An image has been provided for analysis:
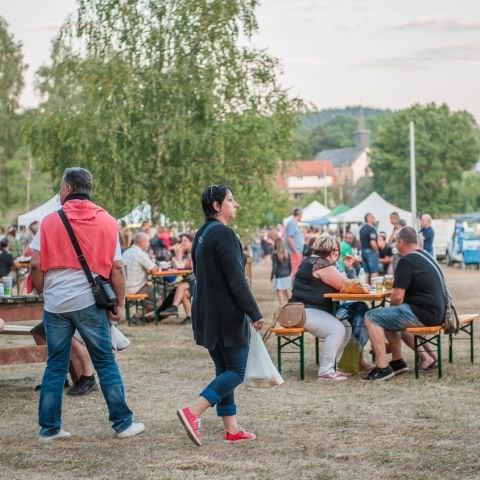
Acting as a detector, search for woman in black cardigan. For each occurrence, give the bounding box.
[177,185,263,446]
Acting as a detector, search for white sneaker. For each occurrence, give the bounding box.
[116,422,145,439]
[38,430,72,442]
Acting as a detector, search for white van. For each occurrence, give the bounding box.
[431,218,455,261]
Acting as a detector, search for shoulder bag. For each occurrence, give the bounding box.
[57,209,118,313]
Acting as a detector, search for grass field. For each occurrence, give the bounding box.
[1,262,480,480]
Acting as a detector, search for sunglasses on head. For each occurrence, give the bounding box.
[208,184,219,199]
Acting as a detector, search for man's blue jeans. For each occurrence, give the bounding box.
[200,338,249,417]
[39,304,133,437]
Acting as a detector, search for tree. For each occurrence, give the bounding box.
[0,17,26,212]
[26,0,303,229]
[371,103,480,216]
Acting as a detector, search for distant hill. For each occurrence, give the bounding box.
[300,106,392,131]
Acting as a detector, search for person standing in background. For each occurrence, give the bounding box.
[359,213,379,283]
[419,214,435,256]
[285,207,304,278]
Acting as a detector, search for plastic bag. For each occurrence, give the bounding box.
[244,326,284,387]
[111,324,130,351]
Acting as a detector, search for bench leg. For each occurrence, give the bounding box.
[437,334,442,379]
[300,333,305,380]
[277,335,282,374]
[315,337,319,365]
[414,335,419,379]
[126,300,131,326]
[448,333,453,363]
[470,322,474,364]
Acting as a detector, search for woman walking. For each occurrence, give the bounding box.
[271,238,292,306]
[177,185,263,446]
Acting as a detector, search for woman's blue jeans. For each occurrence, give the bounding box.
[200,338,249,417]
[38,304,133,437]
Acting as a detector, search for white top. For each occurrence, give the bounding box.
[30,231,122,313]
[122,245,155,294]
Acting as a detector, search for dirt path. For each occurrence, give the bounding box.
[1,262,479,480]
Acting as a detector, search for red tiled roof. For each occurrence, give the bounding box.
[285,160,335,177]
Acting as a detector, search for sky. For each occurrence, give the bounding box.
[2,0,480,120]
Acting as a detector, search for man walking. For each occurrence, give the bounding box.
[31,167,144,441]
[285,207,304,278]
[419,214,435,256]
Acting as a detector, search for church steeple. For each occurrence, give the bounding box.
[355,110,370,149]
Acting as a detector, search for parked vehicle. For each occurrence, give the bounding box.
[432,219,455,261]
[446,213,480,269]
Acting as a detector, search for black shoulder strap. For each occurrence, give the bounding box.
[57,209,96,287]
[409,250,450,302]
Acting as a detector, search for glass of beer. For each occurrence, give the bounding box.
[384,274,393,290]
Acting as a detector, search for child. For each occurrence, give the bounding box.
[271,238,292,306]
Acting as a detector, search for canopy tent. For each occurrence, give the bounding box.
[334,192,412,233]
[119,201,152,226]
[328,204,350,216]
[284,200,330,225]
[18,195,61,227]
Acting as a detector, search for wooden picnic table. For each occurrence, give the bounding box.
[324,289,392,314]
[0,295,46,365]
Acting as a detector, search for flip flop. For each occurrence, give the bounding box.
[419,360,437,372]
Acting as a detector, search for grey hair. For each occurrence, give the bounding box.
[134,232,149,245]
[62,167,93,195]
[421,213,432,223]
[397,226,418,245]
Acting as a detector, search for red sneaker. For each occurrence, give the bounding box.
[224,428,257,444]
[176,407,202,446]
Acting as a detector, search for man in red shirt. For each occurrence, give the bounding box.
[31,167,144,442]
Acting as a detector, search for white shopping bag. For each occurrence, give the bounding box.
[244,325,284,387]
[111,324,130,351]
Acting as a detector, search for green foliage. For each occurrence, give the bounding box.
[454,171,480,213]
[293,108,391,159]
[0,17,26,211]
[25,0,303,228]
[371,103,480,216]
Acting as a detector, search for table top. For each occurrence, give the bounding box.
[324,290,392,301]
[151,269,193,278]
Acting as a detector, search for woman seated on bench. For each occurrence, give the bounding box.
[158,233,194,324]
[291,234,353,381]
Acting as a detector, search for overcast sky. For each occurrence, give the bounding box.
[2,0,480,120]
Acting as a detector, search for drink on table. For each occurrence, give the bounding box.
[384,274,393,290]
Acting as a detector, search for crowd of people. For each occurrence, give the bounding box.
[0,169,445,446]
[262,207,442,381]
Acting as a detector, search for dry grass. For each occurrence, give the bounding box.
[1,262,480,480]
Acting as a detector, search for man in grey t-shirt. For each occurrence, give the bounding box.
[285,207,304,277]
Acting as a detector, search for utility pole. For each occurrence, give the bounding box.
[409,121,417,228]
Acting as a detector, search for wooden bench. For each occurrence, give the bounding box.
[405,325,443,379]
[448,313,480,364]
[270,327,306,380]
[0,323,46,365]
[125,293,148,326]
[405,313,480,380]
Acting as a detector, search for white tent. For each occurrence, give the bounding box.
[335,192,412,233]
[284,200,330,225]
[120,201,152,226]
[18,195,61,227]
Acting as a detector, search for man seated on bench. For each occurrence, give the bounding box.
[122,232,159,316]
[364,226,445,381]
